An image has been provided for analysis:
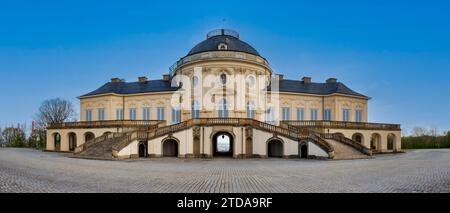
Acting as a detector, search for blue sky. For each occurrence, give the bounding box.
[0,0,449,134]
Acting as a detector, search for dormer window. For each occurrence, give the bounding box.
[218,43,228,50]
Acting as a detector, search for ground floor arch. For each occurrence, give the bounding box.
[68,132,77,151]
[370,133,382,152]
[387,133,396,151]
[352,133,364,144]
[299,142,308,159]
[84,132,95,143]
[212,132,234,157]
[162,138,179,157]
[138,142,147,158]
[53,133,61,151]
[267,138,283,158]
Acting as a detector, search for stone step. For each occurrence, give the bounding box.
[325,139,371,160]
[76,138,119,159]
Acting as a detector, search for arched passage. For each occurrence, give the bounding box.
[213,132,233,157]
[138,142,147,158]
[371,133,382,152]
[352,133,364,144]
[84,132,95,143]
[53,133,61,151]
[299,142,308,159]
[387,133,396,151]
[267,138,283,158]
[162,138,179,157]
[68,132,77,151]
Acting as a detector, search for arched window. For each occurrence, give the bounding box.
[247,101,256,119]
[246,75,256,88]
[192,100,200,119]
[218,98,229,118]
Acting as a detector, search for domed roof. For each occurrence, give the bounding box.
[187,29,261,57]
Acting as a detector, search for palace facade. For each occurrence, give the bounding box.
[46,29,401,160]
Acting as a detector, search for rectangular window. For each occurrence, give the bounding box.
[129,108,137,120]
[192,109,200,119]
[116,109,123,120]
[355,110,363,122]
[157,107,165,121]
[192,104,200,119]
[246,103,255,119]
[310,109,318,121]
[281,107,290,121]
[97,108,105,121]
[266,107,275,124]
[296,108,304,121]
[218,107,229,118]
[343,109,350,122]
[143,107,150,120]
[171,107,181,124]
[85,109,92,121]
[324,109,332,121]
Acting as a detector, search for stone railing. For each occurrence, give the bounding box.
[170,51,270,76]
[280,120,401,131]
[48,120,165,129]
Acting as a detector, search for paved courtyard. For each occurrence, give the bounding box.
[0,148,449,193]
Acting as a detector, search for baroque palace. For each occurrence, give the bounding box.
[47,29,401,160]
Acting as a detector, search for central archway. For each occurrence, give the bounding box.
[162,139,179,157]
[213,132,234,157]
[267,139,283,158]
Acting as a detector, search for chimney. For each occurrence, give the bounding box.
[275,74,284,81]
[326,78,337,83]
[163,74,171,81]
[138,76,148,83]
[111,78,122,83]
[302,76,312,83]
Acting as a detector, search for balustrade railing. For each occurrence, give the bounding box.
[48,120,165,129]
[281,120,400,131]
[169,51,270,76]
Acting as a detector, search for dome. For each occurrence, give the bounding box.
[187,29,261,57]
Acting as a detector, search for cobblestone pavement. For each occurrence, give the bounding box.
[0,148,449,193]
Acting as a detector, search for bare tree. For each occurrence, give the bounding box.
[411,127,428,137]
[35,98,76,129]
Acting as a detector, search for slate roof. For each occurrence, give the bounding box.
[79,80,179,98]
[187,35,261,57]
[80,79,368,99]
[272,79,368,98]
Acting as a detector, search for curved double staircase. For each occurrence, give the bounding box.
[73,118,372,160]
